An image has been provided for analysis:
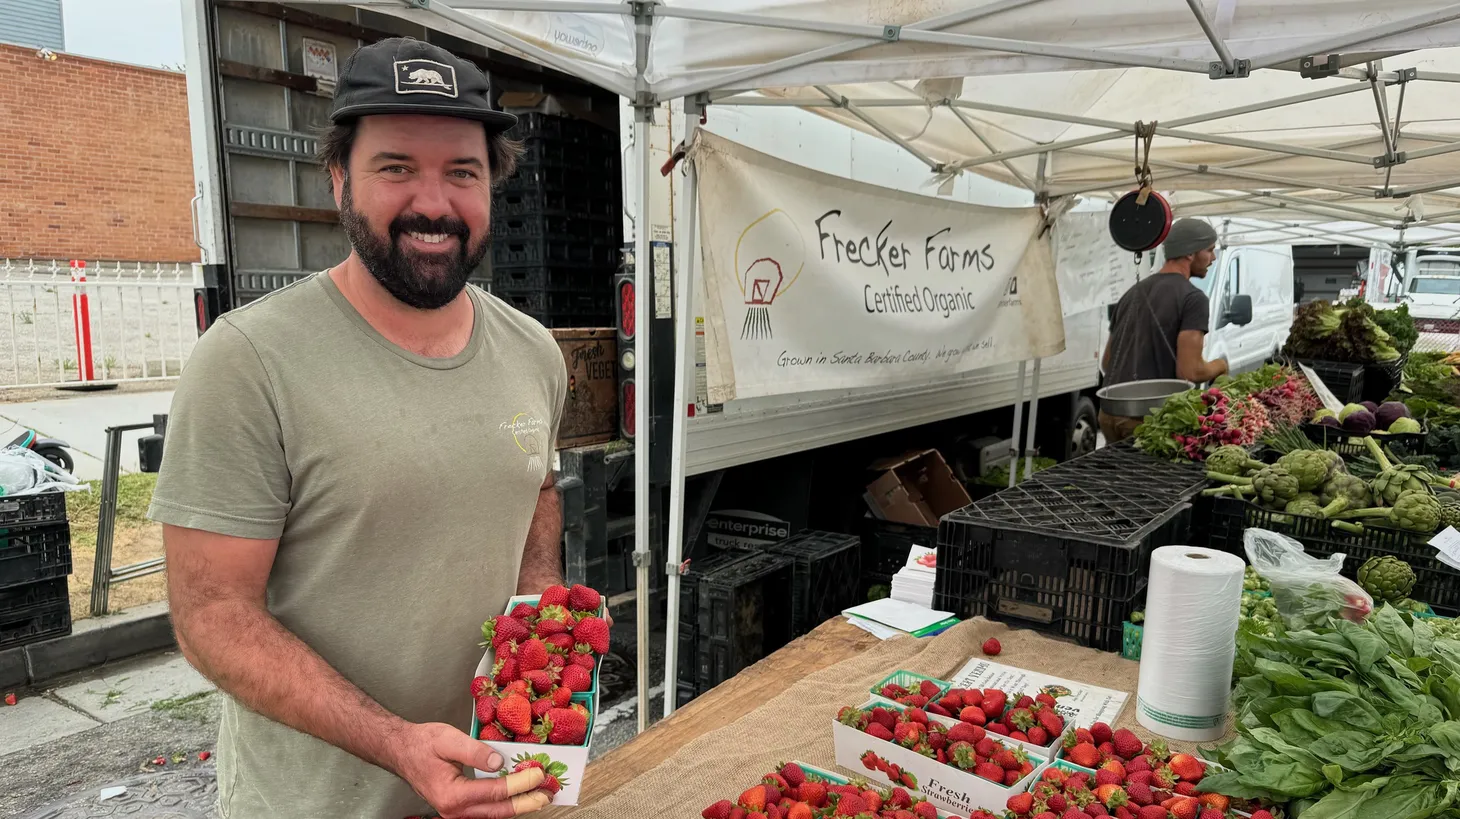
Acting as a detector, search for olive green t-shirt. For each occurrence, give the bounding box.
[147,272,566,818]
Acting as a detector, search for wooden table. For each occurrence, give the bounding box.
[572,618,881,809]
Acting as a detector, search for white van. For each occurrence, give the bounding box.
[1191,244,1297,374]
[1401,254,1460,332]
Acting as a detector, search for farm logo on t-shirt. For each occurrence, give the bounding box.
[500,413,548,477]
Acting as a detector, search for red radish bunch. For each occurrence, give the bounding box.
[838,704,1036,787]
[472,584,608,746]
[701,761,960,819]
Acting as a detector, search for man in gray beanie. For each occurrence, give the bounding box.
[1098,217,1230,442]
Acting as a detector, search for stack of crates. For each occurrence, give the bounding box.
[0,493,73,650]
[674,547,757,708]
[492,112,621,328]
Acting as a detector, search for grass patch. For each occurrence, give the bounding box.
[66,472,159,554]
[151,690,216,723]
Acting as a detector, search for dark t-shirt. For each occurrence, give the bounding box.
[1105,272,1210,387]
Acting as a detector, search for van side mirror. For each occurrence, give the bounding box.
[1224,294,1253,326]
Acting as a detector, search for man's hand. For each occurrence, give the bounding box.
[391,722,552,818]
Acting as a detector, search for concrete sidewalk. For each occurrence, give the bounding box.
[0,389,174,481]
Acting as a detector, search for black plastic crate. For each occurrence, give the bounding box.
[1363,353,1407,404]
[492,266,612,295]
[501,165,618,197]
[676,548,758,694]
[0,492,67,529]
[0,578,70,650]
[1033,442,1212,504]
[507,112,616,147]
[946,476,1191,545]
[766,530,861,637]
[1285,357,1365,404]
[491,239,619,270]
[495,188,617,221]
[935,502,1191,651]
[492,211,618,245]
[1302,422,1427,458]
[696,551,796,692]
[496,288,612,317]
[861,519,938,579]
[0,523,71,589]
[1207,495,1460,616]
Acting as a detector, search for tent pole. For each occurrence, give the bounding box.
[1008,361,1028,488]
[1184,0,1238,74]
[662,99,702,720]
[654,0,1050,99]
[1023,359,1043,480]
[1248,5,1460,72]
[815,87,940,169]
[630,3,654,737]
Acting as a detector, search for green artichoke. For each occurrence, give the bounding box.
[1441,501,1460,531]
[1206,445,1265,477]
[1252,465,1300,510]
[1343,491,1443,533]
[1321,473,1372,510]
[1278,450,1340,492]
[1357,556,1417,602]
[1372,464,1435,507]
[1285,494,1324,516]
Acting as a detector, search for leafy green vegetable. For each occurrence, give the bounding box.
[1206,604,1460,818]
[1372,302,1420,356]
[1282,299,1402,363]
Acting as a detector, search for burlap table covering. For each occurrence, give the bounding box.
[564,617,1223,817]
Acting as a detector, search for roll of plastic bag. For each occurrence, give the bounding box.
[1136,545,1244,742]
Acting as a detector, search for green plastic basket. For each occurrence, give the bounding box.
[1122,621,1143,661]
[870,670,950,703]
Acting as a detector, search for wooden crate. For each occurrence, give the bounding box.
[552,328,618,449]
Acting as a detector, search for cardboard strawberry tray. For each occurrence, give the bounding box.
[467,591,609,807]
[831,698,1050,817]
[1030,744,1269,819]
[870,668,1076,763]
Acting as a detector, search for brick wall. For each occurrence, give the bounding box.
[0,44,198,263]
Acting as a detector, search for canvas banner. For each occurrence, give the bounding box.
[691,130,1066,403]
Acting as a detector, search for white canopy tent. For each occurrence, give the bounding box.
[259,0,1460,729]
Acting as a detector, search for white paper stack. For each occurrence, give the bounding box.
[890,544,937,608]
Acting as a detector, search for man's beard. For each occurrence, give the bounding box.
[338,176,489,310]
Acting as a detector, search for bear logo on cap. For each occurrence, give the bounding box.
[394,59,458,98]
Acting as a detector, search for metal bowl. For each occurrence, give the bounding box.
[1096,378,1196,418]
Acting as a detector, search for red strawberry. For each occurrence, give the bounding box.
[1028,726,1050,746]
[959,705,988,725]
[776,762,805,788]
[551,686,572,707]
[1127,756,1153,774]
[1091,722,1115,746]
[902,694,930,708]
[1011,731,1030,742]
[1068,742,1102,769]
[568,583,602,612]
[974,737,998,758]
[914,803,938,819]
[1087,805,1109,817]
[1173,782,1198,797]
[799,781,827,807]
[474,696,497,724]
[1114,810,1134,819]
[523,669,555,694]
[1113,729,1144,760]
[536,618,569,638]
[1005,769,1022,786]
[995,748,1021,771]
[1168,754,1205,783]
[496,694,532,735]
[509,602,538,620]
[1034,814,1058,819]
[834,794,867,816]
[974,762,1005,782]
[894,722,923,747]
[1196,794,1228,813]
[1094,785,1128,808]
[1198,811,1223,819]
[539,584,572,609]
[867,722,894,741]
[862,790,883,813]
[469,676,493,698]
[547,653,565,670]
[1138,808,1167,819]
[477,722,508,741]
[1063,810,1088,819]
[572,647,597,669]
[1076,728,1095,745]
[573,615,611,655]
[1047,794,1069,812]
[926,703,951,717]
[1038,708,1065,737]
[1152,766,1176,790]
[1099,742,1117,759]
[1096,769,1122,787]
[1250,812,1274,819]
[491,657,519,689]
[1016,695,1036,710]
[531,697,555,719]
[560,663,593,693]
[483,615,530,648]
[947,722,984,744]
[988,723,1010,736]
[1124,781,1155,806]
[881,683,908,699]
[1167,798,1198,819]
[1037,692,1058,709]
[544,632,575,653]
[982,689,1008,717]
[983,637,1002,655]
[939,691,964,709]
[514,638,550,672]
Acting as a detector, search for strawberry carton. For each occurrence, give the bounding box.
[701,760,968,819]
[1038,739,1271,819]
[928,685,1073,763]
[831,699,1049,817]
[466,587,610,807]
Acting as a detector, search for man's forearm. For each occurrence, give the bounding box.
[517,485,563,594]
[175,600,409,774]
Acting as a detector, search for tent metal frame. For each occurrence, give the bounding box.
[231,0,1460,730]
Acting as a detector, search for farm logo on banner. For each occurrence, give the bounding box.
[690,131,1065,403]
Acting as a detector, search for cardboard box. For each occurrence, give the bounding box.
[832,698,1048,816]
[551,329,618,449]
[468,594,602,807]
[865,450,973,526]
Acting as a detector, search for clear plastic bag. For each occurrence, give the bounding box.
[0,446,86,497]
[1244,527,1373,628]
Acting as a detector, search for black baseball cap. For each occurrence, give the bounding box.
[330,37,518,134]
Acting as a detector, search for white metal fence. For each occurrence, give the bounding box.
[0,259,198,389]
